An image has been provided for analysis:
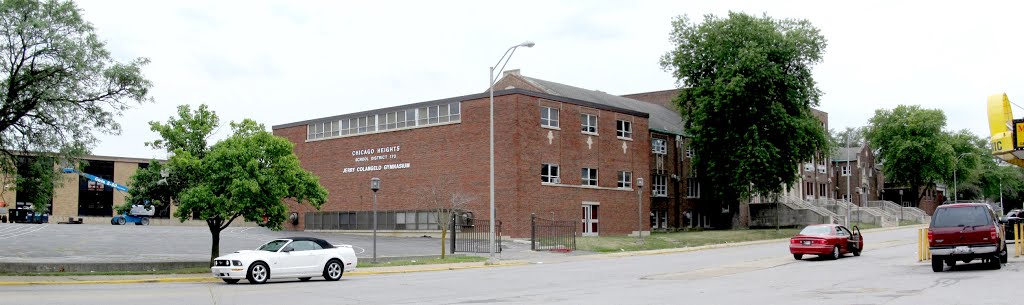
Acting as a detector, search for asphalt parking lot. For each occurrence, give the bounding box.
[0,222,525,263]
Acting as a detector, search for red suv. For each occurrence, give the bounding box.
[928,203,1007,272]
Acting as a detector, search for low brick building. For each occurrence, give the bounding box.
[273,80,653,237]
[2,155,163,223]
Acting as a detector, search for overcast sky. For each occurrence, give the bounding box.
[72,0,1024,159]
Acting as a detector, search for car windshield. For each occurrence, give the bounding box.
[799,226,832,236]
[932,206,990,228]
[258,240,290,252]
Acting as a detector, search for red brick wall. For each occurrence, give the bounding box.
[274,92,650,237]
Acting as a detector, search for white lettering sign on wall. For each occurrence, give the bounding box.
[343,145,410,173]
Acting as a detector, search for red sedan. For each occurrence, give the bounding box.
[790,224,863,260]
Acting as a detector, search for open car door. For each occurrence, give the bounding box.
[851,226,863,251]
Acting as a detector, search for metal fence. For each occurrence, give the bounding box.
[531,213,576,251]
[450,218,501,253]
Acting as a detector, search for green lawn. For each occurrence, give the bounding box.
[577,228,802,252]
[849,222,880,230]
[899,220,921,226]
[357,255,487,268]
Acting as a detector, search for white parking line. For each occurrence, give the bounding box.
[0,224,49,240]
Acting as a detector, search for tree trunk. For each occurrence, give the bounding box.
[208,220,222,267]
[440,226,447,259]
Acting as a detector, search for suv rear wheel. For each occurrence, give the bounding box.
[931,256,944,272]
[1000,243,1008,264]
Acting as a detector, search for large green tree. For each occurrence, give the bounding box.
[130,105,326,264]
[866,105,958,207]
[175,119,327,264]
[0,0,151,212]
[660,12,830,225]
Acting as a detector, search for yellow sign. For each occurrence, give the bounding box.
[1017,122,1024,148]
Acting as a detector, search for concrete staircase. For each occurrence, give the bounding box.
[866,200,930,224]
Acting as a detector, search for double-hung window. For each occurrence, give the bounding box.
[541,164,560,184]
[652,139,667,154]
[617,171,632,188]
[616,120,632,139]
[652,175,667,197]
[581,114,598,134]
[581,168,598,186]
[687,178,701,198]
[541,107,559,128]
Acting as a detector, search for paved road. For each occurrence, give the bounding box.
[0,223,505,262]
[7,226,1018,305]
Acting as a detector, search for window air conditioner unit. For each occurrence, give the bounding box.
[551,177,560,184]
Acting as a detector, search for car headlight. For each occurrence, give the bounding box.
[232,260,243,266]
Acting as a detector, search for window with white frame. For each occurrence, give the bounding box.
[616,120,632,139]
[581,168,598,186]
[581,113,598,134]
[416,102,460,126]
[652,139,667,155]
[686,148,693,158]
[652,175,667,197]
[803,163,813,172]
[307,120,341,140]
[819,184,826,197]
[841,165,850,176]
[686,178,700,198]
[617,171,632,188]
[541,107,559,128]
[309,102,460,140]
[541,164,560,184]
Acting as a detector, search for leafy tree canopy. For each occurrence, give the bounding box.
[866,105,955,206]
[0,0,150,211]
[129,105,326,264]
[660,12,830,215]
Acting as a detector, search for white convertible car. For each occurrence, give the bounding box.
[211,237,358,284]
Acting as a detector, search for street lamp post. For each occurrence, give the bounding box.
[952,152,971,204]
[636,177,644,243]
[488,41,535,264]
[845,134,851,227]
[370,177,380,263]
[899,189,904,222]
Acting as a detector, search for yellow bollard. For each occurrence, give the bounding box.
[1011,223,1019,255]
[917,228,922,261]
[918,228,930,262]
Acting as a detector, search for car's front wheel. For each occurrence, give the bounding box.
[222,279,239,284]
[247,262,270,284]
[323,259,343,281]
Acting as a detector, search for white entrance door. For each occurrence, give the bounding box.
[582,204,599,236]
